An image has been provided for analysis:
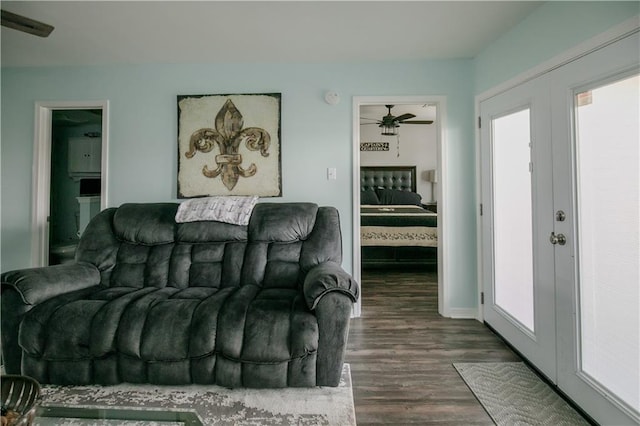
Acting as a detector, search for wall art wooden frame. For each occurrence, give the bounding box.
[177,93,282,198]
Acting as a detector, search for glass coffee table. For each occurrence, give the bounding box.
[36,405,203,425]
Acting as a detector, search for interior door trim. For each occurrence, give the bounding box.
[352,95,448,318]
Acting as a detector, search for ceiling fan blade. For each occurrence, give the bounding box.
[1,10,54,37]
[359,123,380,125]
[360,117,381,122]
[401,120,434,124]
[394,113,416,122]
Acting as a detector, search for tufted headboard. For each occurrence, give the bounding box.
[360,166,416,192]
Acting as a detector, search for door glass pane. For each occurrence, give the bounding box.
[575,74,639,412]
[492,108,534,332]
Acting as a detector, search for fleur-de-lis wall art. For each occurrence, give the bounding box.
[177,93,281,198]
[185,99,270,190]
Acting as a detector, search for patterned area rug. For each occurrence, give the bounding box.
[454,362,589,425]
[36,364,355,426]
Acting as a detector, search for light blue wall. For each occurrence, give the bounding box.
[474,1,639,94]
[1,59,479,309]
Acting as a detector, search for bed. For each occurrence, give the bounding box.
[360,166,437,268]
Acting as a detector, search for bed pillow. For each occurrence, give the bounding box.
[377,188,422,206]
[361,189,380,205]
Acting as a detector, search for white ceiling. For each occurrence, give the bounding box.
[1,1,542,67]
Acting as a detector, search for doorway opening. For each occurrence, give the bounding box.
[352,96,448,317]
[49,109,103,265]
[32,101,109,267]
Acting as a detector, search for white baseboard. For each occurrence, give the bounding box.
[444,307,479,319]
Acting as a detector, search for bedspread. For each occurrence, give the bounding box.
[360,205,437,247]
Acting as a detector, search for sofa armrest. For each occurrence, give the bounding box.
[302,262,359,311]
[1,262,101,306]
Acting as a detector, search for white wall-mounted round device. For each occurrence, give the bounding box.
[324,91,340,105]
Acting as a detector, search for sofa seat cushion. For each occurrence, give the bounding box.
[217,287,318,364]
[19,285,317,366]
[210,286,319,387]
[19,286,233,362]
[242,289,319,363]
[19,285,132,359]
[136,287,234,361]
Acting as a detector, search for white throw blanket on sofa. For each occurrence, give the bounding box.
[175,196,259,226]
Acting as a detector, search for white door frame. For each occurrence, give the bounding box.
[352,95,449,317]
[32,100,110,267]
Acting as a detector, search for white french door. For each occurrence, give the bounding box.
[552,35,639,424]
[481,31,639,425]
[479,76,557,381]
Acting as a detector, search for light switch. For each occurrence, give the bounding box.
[327,167,337,180]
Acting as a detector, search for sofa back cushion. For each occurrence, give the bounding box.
[113,203,177,244]
[241,203,314,290]
[77,202,342,291]
[108,204,176,289]
[174,220,249,289]
[105,203,249,290]
[249,203,317,243]
[242,203,343,291]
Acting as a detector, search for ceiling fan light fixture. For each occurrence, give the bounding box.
[1,10,54,38]
[381,123,398,136]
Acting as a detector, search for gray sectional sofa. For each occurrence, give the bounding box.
[1,202,358,388]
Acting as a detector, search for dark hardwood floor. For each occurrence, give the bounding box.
[346,268,520,425]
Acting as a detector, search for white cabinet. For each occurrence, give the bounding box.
[76,196,101,236]
[68,137,101,177]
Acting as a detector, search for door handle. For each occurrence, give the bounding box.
[549,232,566,246]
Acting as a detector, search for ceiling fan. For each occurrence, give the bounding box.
[361,105,433,135]
[1,9,54,37]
